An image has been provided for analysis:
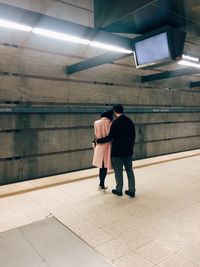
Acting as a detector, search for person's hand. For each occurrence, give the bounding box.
[92,139,97,149]
[92,141,96,149]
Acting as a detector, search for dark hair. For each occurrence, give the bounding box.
[113,104,124,114]
[100,110,113,121]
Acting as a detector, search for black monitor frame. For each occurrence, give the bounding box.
[133,25,185,69]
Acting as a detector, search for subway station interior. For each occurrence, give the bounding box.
[1,0,200,266]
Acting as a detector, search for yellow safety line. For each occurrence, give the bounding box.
[134,152,200,169]
[0,152,200,199]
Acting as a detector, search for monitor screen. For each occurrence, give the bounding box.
[134,32,171,68]
[135,32,170,65]
[133,26,186,69]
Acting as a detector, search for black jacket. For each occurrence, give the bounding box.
[97,115,135,157]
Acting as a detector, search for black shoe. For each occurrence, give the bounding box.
[112,189,122,196]
[125,190,135,198]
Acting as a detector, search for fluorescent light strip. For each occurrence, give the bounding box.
[178,60,200,69]
[182,54,199,62]
[33,28,133,54]
[0,18,133,54]
[0,19,32,32]
[33,28,90,45]
[90,41,133,54]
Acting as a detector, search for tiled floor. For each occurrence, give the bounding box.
[1,151,200,266]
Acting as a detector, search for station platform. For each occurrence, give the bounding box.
[0,149,200,266]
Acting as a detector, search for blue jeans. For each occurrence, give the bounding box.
[112,156,135,193]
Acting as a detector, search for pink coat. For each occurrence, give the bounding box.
[92,118,112,170]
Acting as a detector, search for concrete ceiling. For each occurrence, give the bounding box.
[94,0,200,34]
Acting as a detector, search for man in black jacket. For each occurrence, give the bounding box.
[97,104,136,197]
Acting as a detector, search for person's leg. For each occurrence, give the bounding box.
[123,156,135,194]
[111,157,124,194]
[99,167,107,188]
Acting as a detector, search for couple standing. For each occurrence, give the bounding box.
[92,104,136,197]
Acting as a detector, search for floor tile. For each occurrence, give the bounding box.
[155,228,200,251]
[81,228,114,247]
[135,241,173,264]
[157,255,198,267]
[177,240,200,265]
[114,251,155,267]
[96,238,131,261]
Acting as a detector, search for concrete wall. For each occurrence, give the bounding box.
[0,0,200,184]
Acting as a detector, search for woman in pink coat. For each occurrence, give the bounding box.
[92,110,113,190]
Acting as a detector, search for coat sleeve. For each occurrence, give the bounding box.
[94,122,98,138]
[96,122,116,144]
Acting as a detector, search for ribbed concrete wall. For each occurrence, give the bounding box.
[0,0,200,184]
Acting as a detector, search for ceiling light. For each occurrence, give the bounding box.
[0,19,32,32]
[33,28,132,53]
[178,59,200,69]
[33,28,90,45]
[182,54,199,62]
[0,18,132,54]
[90,41,133,54]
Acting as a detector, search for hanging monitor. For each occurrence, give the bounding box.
[133,26,186,69]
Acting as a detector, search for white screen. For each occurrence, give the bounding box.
[135,32,170,66]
